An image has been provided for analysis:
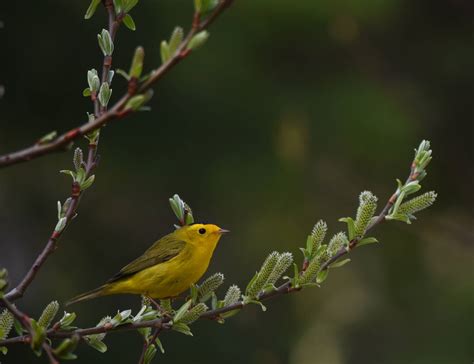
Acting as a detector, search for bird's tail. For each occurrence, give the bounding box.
[66,285,109,306]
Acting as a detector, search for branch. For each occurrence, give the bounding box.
[0,0,234,169]
[3,0,121,303]
[0,297,59,364]
[0,142,434,349]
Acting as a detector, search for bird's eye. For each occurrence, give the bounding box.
[198,228,206,235]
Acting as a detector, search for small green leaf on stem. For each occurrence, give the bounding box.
[160,41,171,64]
[187,31,209,51]
[87,69,100,92]
[30,319,46,354]
[129,46,144,78]
[122,0,139,13]
[97,29,114,56]
[123,14,136,31]
[357,237,379,247]
[37,131,58,145]
[85,0,101,19]
[316,269,329,284]
[169,27,184,55]
[98,82,112,107]
[329,258,351,269]
[58,311,76,329]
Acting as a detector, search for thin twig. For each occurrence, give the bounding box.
[2,1,121,304]
[137,327,163,364]
[1,296,59,363]
[0,0,234,169]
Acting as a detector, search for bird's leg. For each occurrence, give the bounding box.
[146,296,174,320]
[147,296,163,312]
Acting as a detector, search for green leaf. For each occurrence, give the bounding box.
[190,284,198,303]
[98,82,112,107]
[160,41,170,64]
[339,217,356,240]
[173,300,192,323]
[30,319,46,353]
[129,46,144,78]
[169,195,184,222]
[0,346,7,355]
[54,217,68,233]
[113,0,123,13]
[116,68,130,81]
[122,0,139,12]
[291,262,300,287]
[37,130,58,145]
[112,309,132,326]
[245,299,267,312]
[316,269,328,284]
[357,237,379,247]
[187,31,209,51]
[172,322,193,336]
[169,27,184,55]
[60,169,76,180]
[97,29,114,56]
[385,213,411,224]
[123,14,136,31]
[59,312,76,329]
[85,338,107,353]
[83,88,91,97]
[53,335,79,360]
[329,258,351,269]
[80,175,95,191]
[13,319,24,336]
[155,337,165,354]
[85,0,101,19]
[201,0,219,14]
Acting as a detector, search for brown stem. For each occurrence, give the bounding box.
[2,2,121,304]
[137,327,163,364]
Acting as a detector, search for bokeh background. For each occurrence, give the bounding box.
[1,0,473,363]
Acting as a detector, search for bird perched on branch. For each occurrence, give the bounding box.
[67,224,228,305]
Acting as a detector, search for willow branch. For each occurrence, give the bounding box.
[2,1,120,303]
[0,0,234,169]
[0,152,417,347]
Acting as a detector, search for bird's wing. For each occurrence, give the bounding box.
[107,234,187,283]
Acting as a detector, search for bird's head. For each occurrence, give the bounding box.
[180,223,229,248]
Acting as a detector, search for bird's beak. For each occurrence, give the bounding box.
[218,228,230,234]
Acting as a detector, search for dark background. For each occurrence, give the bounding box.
[1,0,473,363]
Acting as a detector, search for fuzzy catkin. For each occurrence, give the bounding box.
[398,191,437,215]
[354,191,378,236]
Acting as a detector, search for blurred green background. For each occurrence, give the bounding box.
[1,0,473,363]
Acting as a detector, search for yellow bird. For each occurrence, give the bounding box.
[67,223,228,305]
